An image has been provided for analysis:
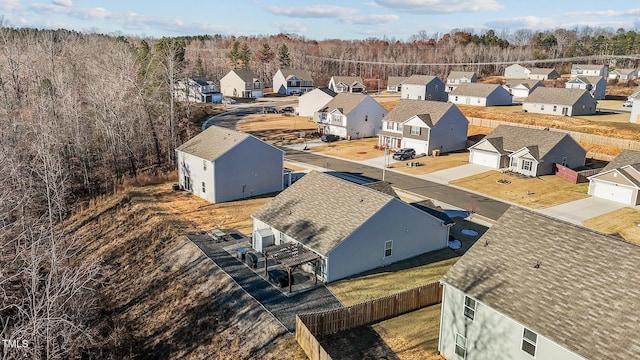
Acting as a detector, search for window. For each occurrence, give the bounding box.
[418,95,422,100]
[435,85,439,91]
[410,126,420,135]
[455,334,467,358]
[522,160,532,171]
[540,104,545,110]
[384,240,393,257]
[203,159,207,171]
[455,96,459,102]
[562,107,568,115]
[562,157,567,166]
[386,121,393,130]
[201,181,206,193]
[511,157,518,167]
[553,105,557,112]
[365,115,368,122]
[464,296,476,321]
[521,328,537,356]
[279,232,285,245]
[477,98,481,104]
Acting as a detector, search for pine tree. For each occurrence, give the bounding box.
[277,44,291,68]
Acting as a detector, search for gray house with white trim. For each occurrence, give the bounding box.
[439,206,640,360]
[446,71,477,92]
[401,75,447,101]
[328,76,365,93]
[503,79,543,98]
[527,67,560,80]
[571,63,608,78]
[377,99,469,154]
[251,171,451,282]
[588,149,640,205]
[387,76,407,92]
[448,83,512,107]
[468,125,586,176]
[522,88,596,116]
[176,125,283,203]
[565,76,607,100]
[273,69,314,95]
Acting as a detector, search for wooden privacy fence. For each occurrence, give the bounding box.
[468,117,640,155]
[296,316,333,360]
[299,281,443,338]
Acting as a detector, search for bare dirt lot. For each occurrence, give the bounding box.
[312,137,384,160]
[237,113,318,146]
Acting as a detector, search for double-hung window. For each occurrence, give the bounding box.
[522,160,532,171]
[455,333,467,358]
[464,296,476,321]
[410,126,420,136]
[521,328,538,356]
[384,240,393,257]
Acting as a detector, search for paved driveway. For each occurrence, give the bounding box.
[421,164,492,184]
[538,197,626,225]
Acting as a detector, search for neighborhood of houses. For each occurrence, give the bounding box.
[174,63,640,359]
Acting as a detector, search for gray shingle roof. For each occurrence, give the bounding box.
[618,166,640,187]
[567,76,603,85]
[483,124,572,159]
[601,149,640,172]
[448,83,505,97]
[441,206,640,360]
[321,93,368,114]
[613,68,637,75]
[176,125,249,160]
[403,74,439,85]
[316,87,337,97]
[447,71,476,80]
[387,76,407,86]
[251,171,394,255]
[230,69,261,83]
[572,64,606,71]
[504,79,542,89]
[362,181,399,198]
[332,76,363,86]
[383,99,457,124]
[525,87,591,106]
[279,69,313,81]
[528,67,557,75]
[411,200,454,225]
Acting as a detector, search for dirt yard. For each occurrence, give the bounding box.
[392,152,470,175]
[237,113,318,146]
[582,207,640,244]
[312,137,384,160]
[450,171,590,208]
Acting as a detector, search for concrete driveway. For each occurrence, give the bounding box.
[421,164,492,185]
[538,197,626,225]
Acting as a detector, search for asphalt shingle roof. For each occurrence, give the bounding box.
[504,79,542,89]
[321,93,368,114]
[383,99,456,124]
[525,87,590,106]
[483,124,571,159]
[572,64,606,71]
[410,200,454,225]
[231,69,260,83]
[403,74,439,85]
[251,171,394,255]
[176,125,249,160]
[448,83,504,97]
[601,149,640,172]
[279,69,313,81]
[362,181,399,198]
[441,206,640,360]
[332,76,363,86]
[387,76,407,86]
[447,71,476,80]
[528,67,557,75]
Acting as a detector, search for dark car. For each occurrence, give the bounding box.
[321,134,340,142]
[280,106,295,113]
[392,148,416,160]
[263,106,278,113]
[268,269,293,288]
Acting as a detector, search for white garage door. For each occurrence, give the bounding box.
[470,150,500,168]
[512,88,529,98]
[402,138,428,155]
[592,181,635,205]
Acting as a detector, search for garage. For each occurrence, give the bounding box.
[591,181,637,205]
[470,150,500,168]
[402,138,428,156]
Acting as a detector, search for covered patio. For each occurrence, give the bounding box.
[263,242,321,293]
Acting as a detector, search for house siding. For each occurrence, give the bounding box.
[428,107,469,153]
[177,151,217,203]
[504,64,530,79]
[522,93,596,116]
[631,99,640,123]
[439,284,586,360]
[212,137,283,203]
[325,199,448,283]
[402,79,447,101]
[298,89,334,117]
[220,71,264,98]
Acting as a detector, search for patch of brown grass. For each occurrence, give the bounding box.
[312,138,384,160]
[579,142,623,156]
[450,171,590,208]
[467,124,493,137]
[392,152,469,175]
[582,207,640,244]
[237,113,318,146]
[374,96,400,112]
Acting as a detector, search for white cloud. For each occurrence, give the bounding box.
[342,14,399,25]
[566,8,640,17]
[266,5,359,19]
[0,0,22,11]
[272,21,307,34]
[52,0,72,7]
[373,0,503,13]
[485,16,557,29]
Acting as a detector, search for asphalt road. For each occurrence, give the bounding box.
[203,104,511,221]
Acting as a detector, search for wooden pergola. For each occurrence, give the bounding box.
[263,242,320,293]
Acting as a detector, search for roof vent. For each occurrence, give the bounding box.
[533,261,541,269]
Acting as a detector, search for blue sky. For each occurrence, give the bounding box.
[1,0,639,40]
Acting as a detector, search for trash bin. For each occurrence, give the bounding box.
[246,252,258,268]
[237,247,246,261]
[432,149,440,157]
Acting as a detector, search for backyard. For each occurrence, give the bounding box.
[582,207,640,244]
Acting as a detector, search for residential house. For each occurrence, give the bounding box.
[174,78,221,103]
[445,71,477,92]
[175,125,283,204]
[314,93,387,139]
[565,76,607,100]
[527,67,561,80]
[297,87,336,118]
[448,83,512,107]
[503,64,530,79]
[328,76,366,93]
[588,149,640,205]
[273,69,314,95]
[503,79,543,98]
[522,87,597,116]
[468,124,586,176]
[570,63,608,78]
[220,69,264,98]
[377,99,469,155]
[608,68,638,81]
[439,206,640,360]
[401,75,447,101]
[251,171,452,283]
[387,76,407,92]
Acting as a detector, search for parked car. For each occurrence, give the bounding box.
[263,106,278,113]
[290,91,301,96]
[321,134,340,142]
[268,269,293,288]
[222,98,236,104]
[392,148,416,160]
[623,99,633,107]
[280,106,295,113]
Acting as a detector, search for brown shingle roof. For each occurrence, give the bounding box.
[321,93,368,114]
[387,76,407,86]
[231,69,260,83]
[504,79,542,89]
[572,64,606,71]
[447,71,476,80]
[362,181,399,198]
[441,206,640,360]
[528,67,557,75]
[403,74,439,85]
[448,83,505,97]
[251,171,394,255]
[383,99,458,124]
[601,149,640,172]
[484,124,573,159]
[332,76,363,86]
[176,125,249,160]
[279,69,313,81]
[525,87,591,106]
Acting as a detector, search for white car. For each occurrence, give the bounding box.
[623,99,633,107]
[222,98,236,104]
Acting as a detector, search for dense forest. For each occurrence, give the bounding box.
[0,24,639,358]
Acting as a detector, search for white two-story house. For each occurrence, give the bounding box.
[273,69,314,95]
[220,69,264,98]
[315,93,387,140]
